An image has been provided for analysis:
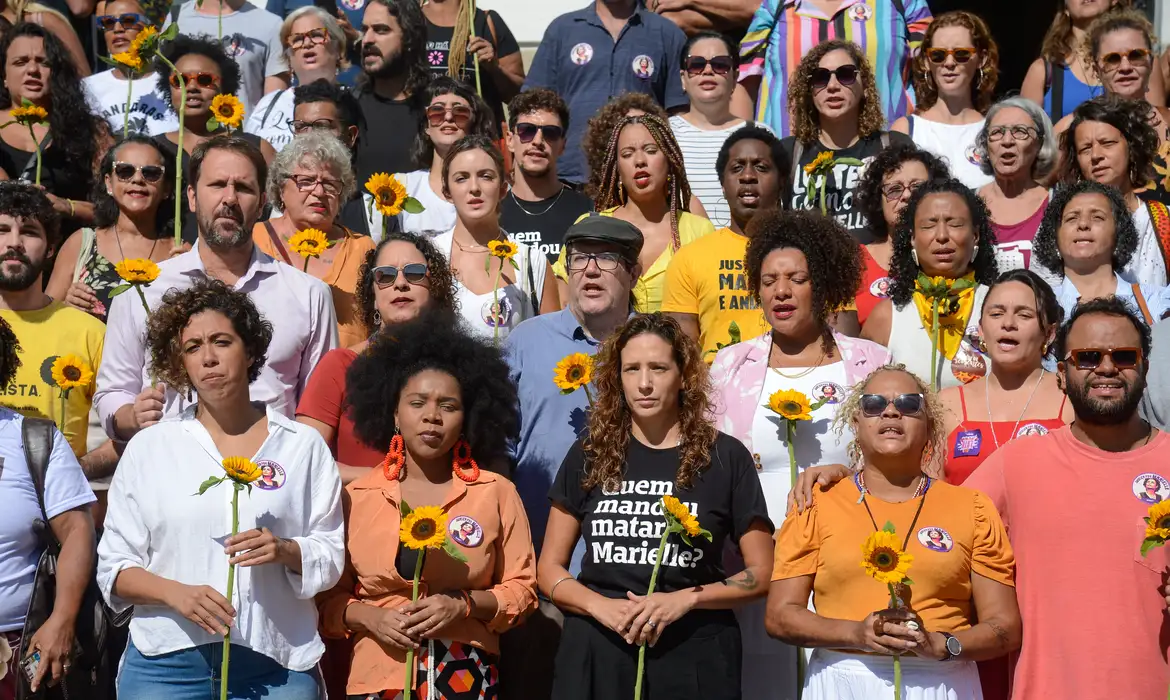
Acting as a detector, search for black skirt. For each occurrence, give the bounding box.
[551,611,742,700]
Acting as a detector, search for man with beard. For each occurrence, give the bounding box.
[352,0,431,186]
[967,296,1170,700]
[95,136,337,443]
[499,89,594,266]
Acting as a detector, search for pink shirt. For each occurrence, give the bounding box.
[966,426,1170,700]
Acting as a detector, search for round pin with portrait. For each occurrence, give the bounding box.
[570,43,593,65]
[917,526,954,553]
[632,55,655,79]
[254,460,286,491]
[1133,473,1170,504]
[449,515,484,548]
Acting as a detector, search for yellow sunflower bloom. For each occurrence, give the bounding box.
[115,257,161,284]
[210,94,245,129]
[400,505,449,550]
[662,496,701,536]
[289,228,330,259]
[766,388,813,422]
[1147,501,1170,540]
[11,103,47,126]
[221,456,262,484]
[488,239,518,260]
[365,172,408,217]
[50,355,93,391]
[803,150,834,175]
[129,25,157,52]
[860,530,914,586]
[111,50,144,72]
[553,353,593,392]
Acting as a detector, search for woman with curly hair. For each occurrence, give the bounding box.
[318,315,536,700]
[853,143,951,325]
[767,364,1020,700]
[862,179,999,390]
[583,92,667,201]
[98,277,344,698]
[891,11,998,191]
[782,40,912,241]
[539,312,773,700]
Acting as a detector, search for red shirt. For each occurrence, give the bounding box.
[855,245,890,326]
[944,385,1067,485]
[295,348,384,468]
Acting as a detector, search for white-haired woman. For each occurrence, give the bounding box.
[975,97,1058,275]
[252,130,372,347]
[247,6,347,158]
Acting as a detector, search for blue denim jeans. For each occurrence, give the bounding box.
[118,639,321,700]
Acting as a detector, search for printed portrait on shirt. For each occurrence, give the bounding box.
[1134,473,1170,504]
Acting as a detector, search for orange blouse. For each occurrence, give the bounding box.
[317,467,538,696]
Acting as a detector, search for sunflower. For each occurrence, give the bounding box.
[11,103,47,126]
[553,353,593,392]
[803,150,834,176]
[860,530,914,586]
[366,172,408,217]
[115,257,161,284]
[400,505,449,550]
[766,388,813,422]
[129,25,157,53]
[1146,501,1170,540]
[488,239,518,260]
[111,50,144,72]
[50,355,93,391]
[662,495,700,536]
[289,228,330,259]
[210,94,245,130]
[222,456,262,484]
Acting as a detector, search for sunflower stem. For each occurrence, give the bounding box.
[634,528,671,700]
[491,257,502,344]
[929,298,940,391]
[786,421,797,489]
[818,172,827,216]
[403,549,425,700]
[893,654,902,700]
[124,72,133,138]
[133,283,150,318]
[28,123,41,187]
[57,390,67,435]
[220,485,239,700]
[582,383,593,407]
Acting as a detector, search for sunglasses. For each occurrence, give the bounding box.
[685,55,734,76]
[810,65,858,89]
[96,12,147,30]
[859,393,925,417]
[112,161,165,183]
[881,180,925,201]
[373,263,428,286]
[926,47,977,64]
[426,103,472,128]
[169,71,220,90]
[289,27,329,50]
[1064,347,1142,370]
[514,122,564,143]
[1100,48,1151,69]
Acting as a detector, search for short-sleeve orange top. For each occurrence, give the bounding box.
[774,476,1015,634]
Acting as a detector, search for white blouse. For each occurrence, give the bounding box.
[96,406,344,672]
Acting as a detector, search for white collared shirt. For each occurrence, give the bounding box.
[96,405,344,671]
[1055,272,1170,325]
[94,242,339,437]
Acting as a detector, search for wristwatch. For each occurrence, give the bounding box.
[940,632,962,661]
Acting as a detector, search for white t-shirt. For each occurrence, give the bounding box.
[365,170,457,241]
[83,70,178,136]
[909,116,994,191]
[245,88,294,153]
[1122,203,1168,289]
[669,115,758,228]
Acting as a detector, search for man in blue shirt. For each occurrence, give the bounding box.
[523,0,688,185]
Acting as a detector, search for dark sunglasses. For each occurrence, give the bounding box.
[169,71,220,90]
[515,122,564,143]
[373,263,428,287]
[1064,347,1142,370]
[1100,48,1151,69]
[97,12,147,30]
[425,103,472,128]
[810,65,858,89]
[859,393,925,417]
[112,161,165,183]
[685,55,734,76]
[926,47,977,64]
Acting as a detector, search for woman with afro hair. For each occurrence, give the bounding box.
[318,315,536,700]
[862,179,999,390]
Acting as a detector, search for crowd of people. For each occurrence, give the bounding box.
[3,0,1170,699]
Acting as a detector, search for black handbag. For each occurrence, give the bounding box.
[17,418,119,700]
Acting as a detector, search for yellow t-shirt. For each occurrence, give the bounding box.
[553,208,716,312]
[660,227,769,361]
[0,302,105,456]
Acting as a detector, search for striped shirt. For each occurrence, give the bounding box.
[670,115,760,228]
[739,0,932,138]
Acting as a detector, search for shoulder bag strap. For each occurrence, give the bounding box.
[1147,200,1170,276]
[260,89,286,129]
[72,227,97,283]
[790,140,805,194]
[1051,62,1066,123]
[263,221,294,265]
[22,417,61,554]
[1132,283,1155,325]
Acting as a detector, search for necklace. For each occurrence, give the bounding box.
[113,223,159,263]
[452,237,491,253]
[509,186,566,217]
[768,343,826,380]
[984,369,1045,451]
[856,471,930,548]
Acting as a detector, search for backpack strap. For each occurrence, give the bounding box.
[1132,284,1155,325]
[1050,62,1066,122]
[21,417,61,554]
[1147,200,1170,279]
[263,221,294,266]
[72,227,97,284]
[259,89,286,130]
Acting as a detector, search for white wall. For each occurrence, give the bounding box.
[479,0,580,48]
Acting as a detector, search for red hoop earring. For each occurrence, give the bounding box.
[381,432,405,481]
[452,438,480,483]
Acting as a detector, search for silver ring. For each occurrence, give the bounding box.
[646,620,657,629]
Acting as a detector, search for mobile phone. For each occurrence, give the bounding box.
[20,650,40,684]
[312,0,339,19]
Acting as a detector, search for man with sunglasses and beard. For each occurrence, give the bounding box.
[966,296,1170,700]
[95,136,337,444]
[499,89,593,266]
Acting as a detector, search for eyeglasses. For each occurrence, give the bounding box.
[373,263,428,286]
[810,65,858,89]
[880,179,925,201]
[96,13,147,30]
[926,47,977,64]
[289,27,329,50]
[1064,347,1142,370]
[514,122,564,143]
[285,174,341,196]
[287,118,337,133]
[426,103,472,128]
[566,251,624,272]
[169,71,220,90]
[684,55,734,76]
[112,161,165,183]
[859,393,925,417]
[1100,48,1151,71]
[987,124,1038,142]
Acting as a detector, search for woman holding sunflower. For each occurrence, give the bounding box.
[767,364,1020,699]
[539,313,773,700]
[318,316,536,700]
[97,277,344,698]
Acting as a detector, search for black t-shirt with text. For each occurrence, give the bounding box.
[355,89,423,185]
[550,431,771,601]
[425,9,520,126]
[500,187,594,265]
[781,131,913,244]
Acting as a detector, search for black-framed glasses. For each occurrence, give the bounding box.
[425,103,472,128]
[96,13,147,30]
[289,27,329,50]
[285,174,341,196]
[112,161,165,183]
[987,124,1038,142]
[685,55,734,76]
[810,65,858,89]
[287,118,337,133]
[514,122,564,143]
[1064,347,1142,370]
[1100,48,1150,70]
[566,251,624,272]
[880,180,925,201]
[169,71,219,90]
[926,47,977,64]
[859,393,925,417]
[373,263,428,286]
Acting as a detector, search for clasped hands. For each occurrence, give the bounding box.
[366,592,469,651]
[857,608,949,661]
[592,589,698,647]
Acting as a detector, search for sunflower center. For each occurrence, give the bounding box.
[63,366,81,381]
[873,548,897,571]
[566,367,583,382]
[411,520,435,539]
[782,401,800,413]
[1158,517,1170,530]
[377,188,394,203]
